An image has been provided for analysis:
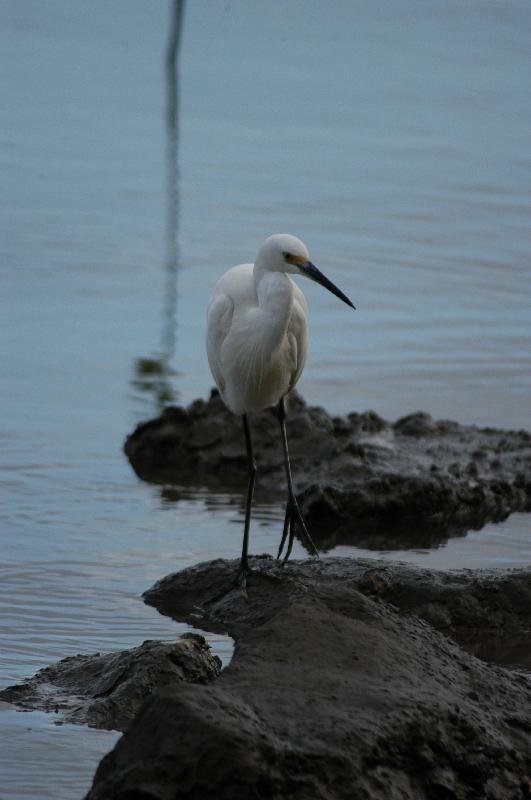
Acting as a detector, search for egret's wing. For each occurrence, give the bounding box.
[206,292,234,395]
[287,288,309,392]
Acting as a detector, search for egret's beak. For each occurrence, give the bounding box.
[300,262,355,309]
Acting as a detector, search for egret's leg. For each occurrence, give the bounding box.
[276,397,319,561]
[282,509,297,563]
[276,500,292,560]
[239,413,256,592]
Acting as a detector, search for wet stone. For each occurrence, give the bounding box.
[124,390,531,552]
[0,635,221,732]
[85,557,531,800]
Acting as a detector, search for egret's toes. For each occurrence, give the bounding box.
[231,566,250,601]
[292,505,319,559]
[277,503,292,560]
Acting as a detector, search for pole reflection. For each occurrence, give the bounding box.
[132,0,185,410]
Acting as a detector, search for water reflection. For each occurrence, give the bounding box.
[153,475,505,556]
[307,514,505,554]
[146,475,531,570]
[132,0,186,410]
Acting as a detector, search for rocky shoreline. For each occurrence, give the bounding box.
[4,558,530,798]
[0,634,221,732]
[2,394,530,798]
[84,557,531,799]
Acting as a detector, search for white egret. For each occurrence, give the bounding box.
[206,233,354,589]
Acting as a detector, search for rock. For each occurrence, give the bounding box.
[85,557,531,799]
[123,391,531,551]
[0,634,221,731]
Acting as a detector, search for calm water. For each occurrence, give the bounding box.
[1,1,531,797]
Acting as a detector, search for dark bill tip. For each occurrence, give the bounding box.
[301,262,356,309]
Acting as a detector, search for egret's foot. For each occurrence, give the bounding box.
[277,497,319,563]
[292,500,319,558]
[209,563,250,604]
[276,501,292,560]
[232,565,250,601]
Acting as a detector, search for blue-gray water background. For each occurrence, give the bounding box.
[1,1,530,797]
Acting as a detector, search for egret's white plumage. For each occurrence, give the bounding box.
[207,234,310,414]
[205,233,354,588]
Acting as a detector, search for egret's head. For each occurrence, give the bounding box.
[257,233,355,309]
[257,233,309,273]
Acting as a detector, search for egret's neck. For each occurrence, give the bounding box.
[253,265,294,356]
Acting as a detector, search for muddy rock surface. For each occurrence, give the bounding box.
[124,391,531,550]
[0,634,221,732]
[86,557,531,800]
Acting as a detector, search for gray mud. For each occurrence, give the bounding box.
[0,634,220,732]
[124,391,531,551]
[86,557,531,800]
